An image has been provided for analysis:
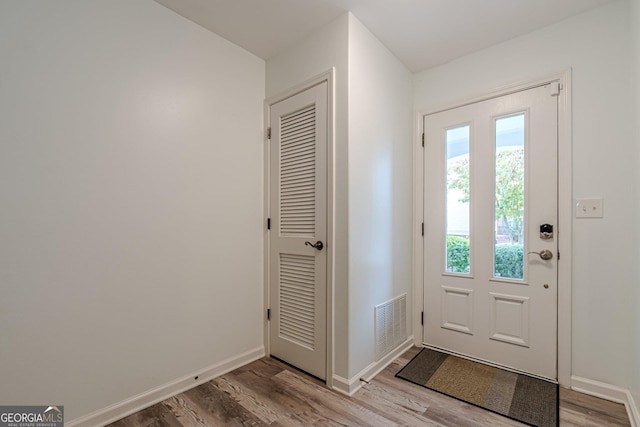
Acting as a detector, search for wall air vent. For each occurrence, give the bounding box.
[375,294,407,361]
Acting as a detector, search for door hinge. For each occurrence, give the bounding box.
[557,251,560,260]
[267,218,271,230]
[422,133,425,147]
[549,82,561,96]
[267,308,271,320]
[421,311,424,325]
[267,127,271,140]
[421,222,424,236]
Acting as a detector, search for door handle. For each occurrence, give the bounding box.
[305,241,324,251]
[527,250,553,260]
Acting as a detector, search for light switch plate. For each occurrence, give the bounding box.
[575,198,603,218]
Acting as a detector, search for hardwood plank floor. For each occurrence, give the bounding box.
[108,347,631,426]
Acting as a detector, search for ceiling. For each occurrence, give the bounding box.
[153,0,616,72]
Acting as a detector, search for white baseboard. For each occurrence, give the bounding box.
[571,376,639,427]
[630,393,640,427]
[66,346,265,427]
[332,337,414,396]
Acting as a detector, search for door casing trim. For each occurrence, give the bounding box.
[413,69,573,387]
[264,69,335,387]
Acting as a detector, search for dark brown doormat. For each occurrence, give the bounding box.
[396,348,558,427]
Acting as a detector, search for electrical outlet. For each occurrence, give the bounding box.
[575,198,603,218]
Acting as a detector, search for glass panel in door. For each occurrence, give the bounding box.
[493,114,525,280]
[445,125,471,274]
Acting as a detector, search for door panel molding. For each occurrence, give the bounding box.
[413,69,573,386]
[489,292,530,347]
[440,286,474,335]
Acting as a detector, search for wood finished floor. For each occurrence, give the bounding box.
[109,347,631,426]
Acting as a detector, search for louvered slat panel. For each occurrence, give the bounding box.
[375,294,408,361]
[279,254,315,350]
[280,104,315,236]
[281,126,314,139]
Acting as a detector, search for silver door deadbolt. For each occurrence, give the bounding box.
[540,224,553,240]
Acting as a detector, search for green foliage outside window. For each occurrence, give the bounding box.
[447,235,523,279]
[446,235,470,273]
[494,243,524,279]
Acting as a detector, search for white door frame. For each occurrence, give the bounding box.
[413,69,573,387]
[264,69,335,386]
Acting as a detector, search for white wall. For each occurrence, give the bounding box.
[347,15,413,378]
[631,0,640,412]
[0,0,265,421]
[414,0,637,391]
[266,13,351,378]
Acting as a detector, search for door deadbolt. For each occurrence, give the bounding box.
[540,224,553,240]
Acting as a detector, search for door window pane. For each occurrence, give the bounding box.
[494,114,525,279]
[446,126,471,274]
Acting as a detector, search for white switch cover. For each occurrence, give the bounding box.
[575,198,604,218]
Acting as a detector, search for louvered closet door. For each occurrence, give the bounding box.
[269,82,327,380]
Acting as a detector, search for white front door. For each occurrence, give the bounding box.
[423,84,558,379]
[268,82,327,380]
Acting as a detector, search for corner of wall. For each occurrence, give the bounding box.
[66,347,265,427]
[333,337,414,397]
[571,376,640,427]
[631,0,640,417]
[264,11,351,381]
[1,1,265,421]
[632,387,640,427]
[345,11,413,379]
